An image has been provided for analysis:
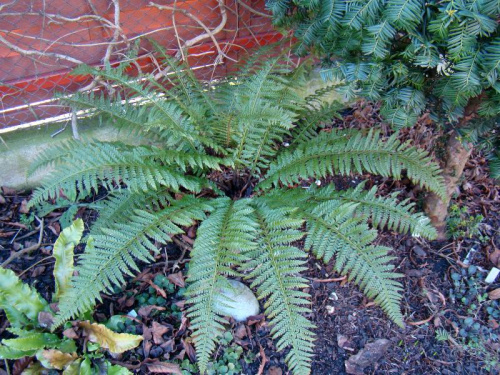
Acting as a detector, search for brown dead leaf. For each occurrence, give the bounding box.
[234,324,247,340]
[489,319,499,329]
[31,266,46,278]
[489,288,500,300]
[38,311,55,328]
[19,199,29,214]
[147,280,167,298]
[257,344,268,375]
[12,356,33,375]
[337,335,355,351]
[182,339,196,362]
[266,366,282,375]
[167,271,185,288]
[63,328,79,340]
[138,305,166,318]
[488,248,500,267]
[152,322,170,345]
[146,362,182,374]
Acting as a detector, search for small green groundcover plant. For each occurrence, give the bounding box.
[29,47,445,374]
[0,220,143,374]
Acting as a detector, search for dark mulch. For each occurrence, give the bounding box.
[1,104,499,375]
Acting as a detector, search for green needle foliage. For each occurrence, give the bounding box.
[30,47,445,374]
[267,0,500,130]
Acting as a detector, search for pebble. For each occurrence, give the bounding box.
[213,279,259,322]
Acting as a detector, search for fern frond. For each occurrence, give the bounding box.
[307,182,437,239]
[29,141,206,207]
[291,101,341,145]
[89,189,171,235]
[186,198,258,374]
[259,129,446,199]
[261,190,404,326]
[53,196,211,327]
[243,202,314,375]
[68,64,208,151]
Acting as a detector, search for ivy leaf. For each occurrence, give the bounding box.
[53,219,84,302]
[79,322,143,354]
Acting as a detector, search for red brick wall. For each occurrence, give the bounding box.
[0,0,280,128]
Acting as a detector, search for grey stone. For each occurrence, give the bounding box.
[214,279,259,322]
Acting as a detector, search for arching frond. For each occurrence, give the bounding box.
[29,141,207,207]
[243,202,314,375]
[186,198,258,374]
[259,129,446,199]
[53,196,211,327]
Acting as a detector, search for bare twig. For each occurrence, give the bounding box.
[0,34,83,65]
[310,276,347,283]
[2,217,44,267]
[103,0,123,65]
[0,12,117,29]
[149,1,234,62]
[235,0,272,18]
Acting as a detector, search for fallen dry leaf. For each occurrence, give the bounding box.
[152,321,170,345]
[63,328,79,340]
[266,366,282,375]
[345,339,391,375]
[147,280,167,298]
[182,339,196,363]
[146,362,182,374]
[138,305,166,318]
[19,199,29,214]
[38,311,55,328]
[167,271,185,287]
[80,321,143,354]
[488,288,500,300]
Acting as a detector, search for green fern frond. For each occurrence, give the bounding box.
[53,196,211,327]
[68,65,209,151]
[307,182,437,239]
[186,198,258,374]
[260,190,404,326]
[89,189,170,234]
[29,141,206,207]
[243,202,314,375]
[259,129,446,199]
[291,101,341,145]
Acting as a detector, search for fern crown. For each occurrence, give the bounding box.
[30,48,445,375]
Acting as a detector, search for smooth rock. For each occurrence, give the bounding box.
[214,279,259,322]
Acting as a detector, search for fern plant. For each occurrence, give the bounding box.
[29,48,445,375]
[267,0,500,128]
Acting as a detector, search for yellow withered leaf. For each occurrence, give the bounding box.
[79,321,143,354]
[40,349,79,370]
